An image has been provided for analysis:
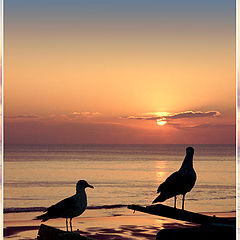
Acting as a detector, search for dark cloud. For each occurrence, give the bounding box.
[125,111,221,121]
[165,111,220,119]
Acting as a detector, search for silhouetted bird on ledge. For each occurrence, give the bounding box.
[152,147,196,210]
[34,180,94,232]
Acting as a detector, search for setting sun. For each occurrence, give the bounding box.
[156,119,167,126]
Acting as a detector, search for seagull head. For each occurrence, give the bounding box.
[76,180,94,191]
[186,146,194,155]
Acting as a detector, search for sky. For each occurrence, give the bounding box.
[4,0,236,144]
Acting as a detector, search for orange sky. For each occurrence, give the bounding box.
[4,1,236,144]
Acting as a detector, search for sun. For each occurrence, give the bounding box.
[156,119,167,126]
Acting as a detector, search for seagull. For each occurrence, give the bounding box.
[34,180,94,231]
[152,147,196,210]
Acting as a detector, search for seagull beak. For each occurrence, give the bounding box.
[88,184,94,189]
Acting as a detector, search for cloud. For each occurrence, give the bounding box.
[70,112,101,118]
[5,114,39,119]
[124,110,221,121]
[167,122,234,130]
[5,111,102,122]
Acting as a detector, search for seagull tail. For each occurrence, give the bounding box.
[152,193,170,204]
[33,213,49,222]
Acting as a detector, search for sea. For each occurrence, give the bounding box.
[4,144,236,216]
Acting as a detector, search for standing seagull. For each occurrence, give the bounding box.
[34,180,94,231]
[152,147,196,210]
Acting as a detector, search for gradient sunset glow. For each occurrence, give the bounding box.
[4,1,235,144]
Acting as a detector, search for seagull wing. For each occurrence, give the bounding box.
[44,195,75,217]
[157,170,182,193]
[156,168,196,197]
[153,169,195,204]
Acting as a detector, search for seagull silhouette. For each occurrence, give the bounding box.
[152,147,196,210]
[34,180,94,231]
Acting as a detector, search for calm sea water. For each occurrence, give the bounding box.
[4,144,236,214]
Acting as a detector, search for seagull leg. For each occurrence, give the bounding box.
[174,196,177,208]
[70,218,72,232]
[182,194,185,210]
[66,218,68,231]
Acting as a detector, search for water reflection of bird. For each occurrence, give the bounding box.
[152,147,196,210]
[34,180,94,231]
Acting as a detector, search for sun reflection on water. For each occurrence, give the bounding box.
[155,161,169,183]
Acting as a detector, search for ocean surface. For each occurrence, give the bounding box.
[4,144,236,215]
